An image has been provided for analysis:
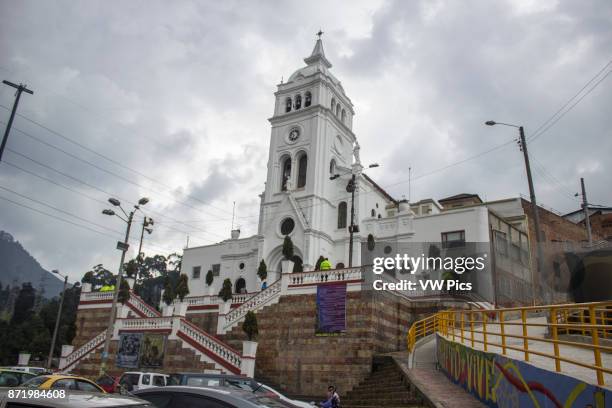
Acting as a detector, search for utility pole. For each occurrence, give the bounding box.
[46,271,68,369]
[580,177,593,244]
[99,210,134,377]
[1,81,34,162]
[518,126,546,301]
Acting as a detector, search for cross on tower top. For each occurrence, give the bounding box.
[317,30,324,39]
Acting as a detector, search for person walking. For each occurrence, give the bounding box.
[319,385,340,408]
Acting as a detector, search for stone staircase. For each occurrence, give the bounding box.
[342,360,428,408]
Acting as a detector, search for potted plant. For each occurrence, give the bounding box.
[281,236,295,273]
[162,276,176,316]
[218,278,233,303]
[81,271,94,292]
[118,279,131,305]
[174,274,190,316]
[242,310,259,354]
[206,270,214,295]
[257,260,267,283]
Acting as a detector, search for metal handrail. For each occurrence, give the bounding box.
[407,301,612,386]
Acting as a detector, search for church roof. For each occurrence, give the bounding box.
[304,38,332,68]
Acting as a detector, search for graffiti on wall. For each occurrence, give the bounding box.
[436,335,609,408]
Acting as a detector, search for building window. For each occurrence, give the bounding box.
[371,209,376,217]
[338,201,347,229]
[281,156,291,191]
[294,94,302,110]
[192,266,201,279]
[494,231,508,257]
[330,159,336,175]
[285,97,292,113]
[341,109,346,123]
[239,262,245,270]
[211,264,220,276]
[441,230,465,248]
[336,104,340,117]
[297,154,307,188]
[331,98,336,111]
[304,91,312,107]
[280,218,295,235]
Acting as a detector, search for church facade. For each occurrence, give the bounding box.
[182,38,501,299]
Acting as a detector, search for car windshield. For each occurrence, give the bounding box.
[21,376,49,388]
[224,377,256,391]
[120,374,141,386]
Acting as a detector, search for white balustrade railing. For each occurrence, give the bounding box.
[60,330,106,371]
[120,317,173,331]
[287,267,363,286]
[178,319,242,372]
[128,292,161,317]
[80,291,114,302]
[223,280,282,330]
[185,295,220,306]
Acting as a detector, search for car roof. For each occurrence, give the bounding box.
[0,368,36,375]
[122,372,169,376]
[134,385,257,406]
[172,372,250,379]
[0,389,148,407]
[45,374,94,380]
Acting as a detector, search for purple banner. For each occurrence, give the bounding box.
[316,283,347,335]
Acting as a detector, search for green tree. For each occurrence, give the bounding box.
[282,236,294,260]
[162,276,175,306]
[81,271,94,284]
[292,255,303,272]
[218,279,232,302]
[205,270,214,287]
[175,274,190,302]
[167,253,183,274]
[242,311,258,341]
[11,283,36,325]
[118,279,131,305]
[257,260,267,281]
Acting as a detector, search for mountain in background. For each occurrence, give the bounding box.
[0,231,64,298]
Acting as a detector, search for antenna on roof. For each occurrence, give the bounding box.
[185,234,190,249]
[408,166,412,203]
[231,201,236,230]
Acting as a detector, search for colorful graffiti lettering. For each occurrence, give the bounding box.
[436,335,609,408]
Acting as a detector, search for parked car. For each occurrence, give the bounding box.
[96,374,120,393]
[0,389,153,408]
[0,368,38,387]
[21,374,106,393]
[133,385,299,407]
[0,366,49,376]
[118,372,169,393]
[167,373,311,407]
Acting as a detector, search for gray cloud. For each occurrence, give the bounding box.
[0,0,610,283]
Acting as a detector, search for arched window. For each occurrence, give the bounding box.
[297,153,307,188]
[338,201,347,229]
[294,94,302,110]
[336,104,341,117]
[304,91,312,107]
[341,109,346,123]
[371,209,376,217]
[331,98,336,111]
[281,156,291,191]
[285,97,292,113]
[329,159,336,175]
[235,278,246,294]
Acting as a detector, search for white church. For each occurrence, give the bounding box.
[182,37,505,299]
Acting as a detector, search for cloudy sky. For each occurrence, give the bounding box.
[0,0,610,284]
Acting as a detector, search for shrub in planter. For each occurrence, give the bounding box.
[162,276,175,306]
[282,236,294,260]
[118,279,130,305]
[206,270,214,287]
[242,311,258,341]
[292,255,303,272]
[175,274,190,302]
[219,278,233,302]
[257,260,267,281]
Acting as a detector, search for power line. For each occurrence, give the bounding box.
[3,148,222,243]
[0,121,241,226]
[528,63,612,143]
[0,105,256,219]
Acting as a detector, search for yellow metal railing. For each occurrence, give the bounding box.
[407,301,612,386]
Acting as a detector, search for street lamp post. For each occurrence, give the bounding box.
[98,197,149,376]
[331,164,379,267]
[46,270,68,369]
[485,121,544,304]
